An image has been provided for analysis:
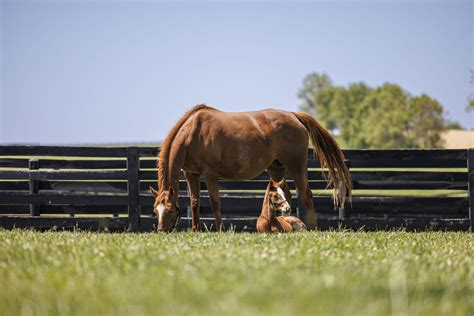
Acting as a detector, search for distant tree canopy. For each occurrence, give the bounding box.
[298,72,456,149]
[468,70,474,112]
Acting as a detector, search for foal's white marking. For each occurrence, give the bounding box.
[276,187,290,209]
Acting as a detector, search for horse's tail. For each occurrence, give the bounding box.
[293,112,352,209]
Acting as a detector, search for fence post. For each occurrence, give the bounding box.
[127,147,140,232]
[468,148,474,233]
[29,159,40,216]
[338,160,351,223]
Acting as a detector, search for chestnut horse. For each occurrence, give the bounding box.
[150,104,351,232]
[257,179,307,233]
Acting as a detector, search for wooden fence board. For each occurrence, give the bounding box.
[139,160,157,169]
[350,171,467,182]
[0,192,128,205]
[137,170,468,183]
[137,147,159,157]
[0,146,128,157]
[0,158,29,168]
[0,178,467,193]
[350,181,467,190]
[0,204,127,215]
[0,181,29,190]
[0,170,127,180]
[39,159,126,170]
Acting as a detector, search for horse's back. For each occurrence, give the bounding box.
[193,108,302,132]
[180,106,310,180]
[188,107,308,150]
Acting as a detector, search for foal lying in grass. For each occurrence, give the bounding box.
[257,179,307,233]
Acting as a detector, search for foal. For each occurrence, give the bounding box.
[257,179,307,233]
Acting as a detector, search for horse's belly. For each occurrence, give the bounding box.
[218,171,262,181]
[217,153,274,180]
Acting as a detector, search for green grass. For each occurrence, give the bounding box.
[1,230,473,316]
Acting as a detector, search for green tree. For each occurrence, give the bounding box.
[468,99,474,112]
[467,70,474,112]
[335,83,372,147]
[298,72,452,149]
[406,94,445,148]
[297,72,333,116]
[357,84,412,149]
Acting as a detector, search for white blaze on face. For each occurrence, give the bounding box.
[276,187,290,209]
[156,203,165,223]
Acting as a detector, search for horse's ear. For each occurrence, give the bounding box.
[149,186,158,197]
[168,186,175,197]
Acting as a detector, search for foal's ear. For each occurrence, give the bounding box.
[277,178,286,188]
[168,186,175,197]
[149,186,158,197]
[268,178,277,190]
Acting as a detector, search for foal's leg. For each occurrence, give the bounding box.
[185,172,201,232]
[286,165,317,230]
[204,176,224,231]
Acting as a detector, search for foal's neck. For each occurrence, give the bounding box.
[261,194,276,221]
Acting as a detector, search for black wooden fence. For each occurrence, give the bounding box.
[0,146,472,232]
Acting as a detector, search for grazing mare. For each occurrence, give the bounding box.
[150,104,351,232]
[257,179,307,233]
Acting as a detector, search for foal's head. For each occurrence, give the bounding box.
[149,186,180,232]
[266,179,291,217]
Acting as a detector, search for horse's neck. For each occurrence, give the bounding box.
[160,141,186,193]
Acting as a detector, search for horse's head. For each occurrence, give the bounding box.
[267,179,291,216]
[149,186,180,232]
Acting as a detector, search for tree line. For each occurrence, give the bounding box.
[298,72,468,149]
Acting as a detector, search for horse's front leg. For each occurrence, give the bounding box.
[185,172,201,232]
[204,176,223,231]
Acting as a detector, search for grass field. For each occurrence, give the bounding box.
[1,230,473,316]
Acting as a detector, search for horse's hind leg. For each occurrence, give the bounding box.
[204,175,224,231]
[285,164,317,230]
[267,160,292,206]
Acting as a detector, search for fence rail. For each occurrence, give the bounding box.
[0,146,472,232]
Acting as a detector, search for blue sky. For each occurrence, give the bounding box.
[1,0,472,144]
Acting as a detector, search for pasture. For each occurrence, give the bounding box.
[1,230,473,316]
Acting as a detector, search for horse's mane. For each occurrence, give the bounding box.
[157,104,215,192]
